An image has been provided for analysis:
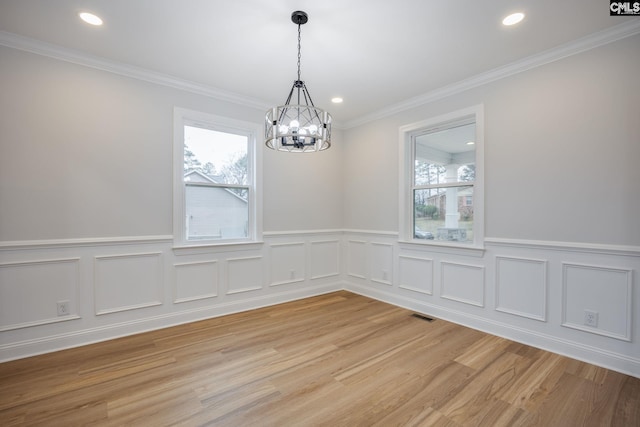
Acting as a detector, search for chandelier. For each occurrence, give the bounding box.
[265,11,332,152]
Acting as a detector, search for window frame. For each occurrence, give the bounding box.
[173,107,263,248]
[399,105,484,251]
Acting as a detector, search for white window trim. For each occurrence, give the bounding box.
[173,107,263,248]
[399,104,484,251]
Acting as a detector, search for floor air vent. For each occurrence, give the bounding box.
[411,313,435,322]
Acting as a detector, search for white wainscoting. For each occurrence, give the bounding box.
[226,256,264,295]
[0,232,342,362]
[370,242,394,286]
[1,231,638,378]
[440,261,485,307]
[94,252,164,315]
[398,255,433,295]
[495,256,547,321]
[173,260,219,303]
[310,240,340,280]
[561,262,632,341]
[343,232,640,378]
[269,242,306,287]
[347,240,367,279]
[0,258,81,331]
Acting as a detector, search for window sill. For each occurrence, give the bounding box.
[398,239,485,257]
[173,240,264,255]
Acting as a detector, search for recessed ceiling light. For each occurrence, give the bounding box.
[466,141,475,145]
[502,12,525,26]
[79,12,103,26]
[331,97,343,104]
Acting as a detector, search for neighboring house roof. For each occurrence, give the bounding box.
[184,169,247,203]
[184,169,220,183]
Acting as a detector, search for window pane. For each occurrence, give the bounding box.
[414,162,475,185]
[414,161,446,186]
[458,164,475,182]
[414,122,475,185]
[414,186,474,243]
[184,125,248,185]
[185,184,248,240]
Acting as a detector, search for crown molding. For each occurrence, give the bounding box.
[2,20,639,129]
[342,20,640,129]
[0,30,271,112]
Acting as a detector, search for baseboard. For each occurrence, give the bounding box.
[0,282,341,363]
[345,282,640,378]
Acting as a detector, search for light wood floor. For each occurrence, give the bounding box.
[1,291,638,426]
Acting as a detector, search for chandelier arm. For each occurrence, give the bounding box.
[302,85,324,125]
[301,82,316,107]
[278,84,297,123]
[283,83,295,106]
[300,89,314,123]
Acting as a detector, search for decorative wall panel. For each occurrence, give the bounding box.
[347,240,367,279]
[227,256,263,294]
[370,243,393,285]
[269,242,305,286]
[495,256,547,321]
[398,255,433,295]
[562,263,632,341]
[0,258,80,330]
[94,252,163,315]
[310,240,340,280]
[174,260,218,303]
[441,261,485,307]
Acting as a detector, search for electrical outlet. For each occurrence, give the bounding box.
[382,270,388,281]
[289,270,295,280]
[584,310,598,327]
[57,301,70,316]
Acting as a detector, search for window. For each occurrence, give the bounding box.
[173,108,262,246]
[400,105,484,248]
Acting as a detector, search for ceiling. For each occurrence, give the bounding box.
[0,0,635,126]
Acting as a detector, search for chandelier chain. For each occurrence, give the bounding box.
[297,23,302,82]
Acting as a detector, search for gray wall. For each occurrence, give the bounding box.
[0,46,344,241]
[2,35,636,245]
[342,34,640,246]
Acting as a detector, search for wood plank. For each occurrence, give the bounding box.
[0,291,638,426]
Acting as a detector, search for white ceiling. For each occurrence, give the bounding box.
[0,0,636,125]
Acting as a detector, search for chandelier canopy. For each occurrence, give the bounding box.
[265,11,332,152]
